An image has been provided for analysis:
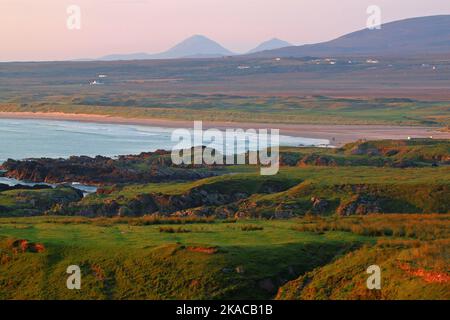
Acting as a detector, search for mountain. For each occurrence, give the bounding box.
[249,15,450,58]
[248,38,292,54]
[98,15,450,61]
[99,35,234,61]
[152,35,234,59]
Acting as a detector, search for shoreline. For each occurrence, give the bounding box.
[1,111,449,146]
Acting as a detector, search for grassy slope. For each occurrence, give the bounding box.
[3,140,449,218]
[0,187,82,216]
[281,139,450,166]
[0,218,367,299]
[73,166,450,217]
[276,215,450,300]
[276,240,450,300]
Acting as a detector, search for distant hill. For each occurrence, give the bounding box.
[249,15,450,58]
[99,35,234,61]
[99,52,153,61]
[152,35,234,59]
[248,38,292,54]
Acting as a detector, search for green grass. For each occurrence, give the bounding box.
[276,239,450,300]
[0,217,366,249]
[54,166,450,218]
[0,187,82,216]
[84,166,450,202]
[292,214,450,240]
[1,95,449,126]
[0,218,368,299]
[1,215,448,300]
[281,139,450,167]
[275,214,450,300]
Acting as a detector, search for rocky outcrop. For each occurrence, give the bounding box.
[337,195,381,216]
[298,155,337,167]
[1,186,84,217]
[0,183,52,192]
[57,185,251,217]
[2,151,219,185]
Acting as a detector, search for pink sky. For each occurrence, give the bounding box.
[1,0,450,61]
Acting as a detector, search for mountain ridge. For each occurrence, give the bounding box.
[97,15,450,61]
[99,35,235,61]
[248,15,450,58]
[248,38,292,54]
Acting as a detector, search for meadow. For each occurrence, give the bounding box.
[1,96,448,127]
[0,215,448,300]
[0,218,368,299]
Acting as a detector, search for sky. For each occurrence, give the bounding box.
[1,0,450,61]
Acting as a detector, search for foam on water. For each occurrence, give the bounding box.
[0,118,329,162]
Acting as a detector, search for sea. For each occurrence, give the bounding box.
[0,118,329,162]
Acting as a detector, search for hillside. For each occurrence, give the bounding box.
[248,38,292,54]
[0,139,449,299]
[250,15,450,58]
[1,140,449,218]
[276,215,450,300]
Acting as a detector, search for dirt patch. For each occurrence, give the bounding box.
[186,246,219,254]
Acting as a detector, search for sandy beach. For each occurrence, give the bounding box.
[1,111,449,146]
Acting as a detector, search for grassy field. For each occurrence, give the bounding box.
[1,96,449,126]
[0,215,448,300]
[0,218,368,299]
[1,57,450,126]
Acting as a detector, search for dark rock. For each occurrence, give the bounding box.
[2,151,219,186]
[310,197,328,214]
[0,183,52,192]
[337,195,381,216]
[298,154,337,167]
[385,149,400,156]
[274,204,295,219]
